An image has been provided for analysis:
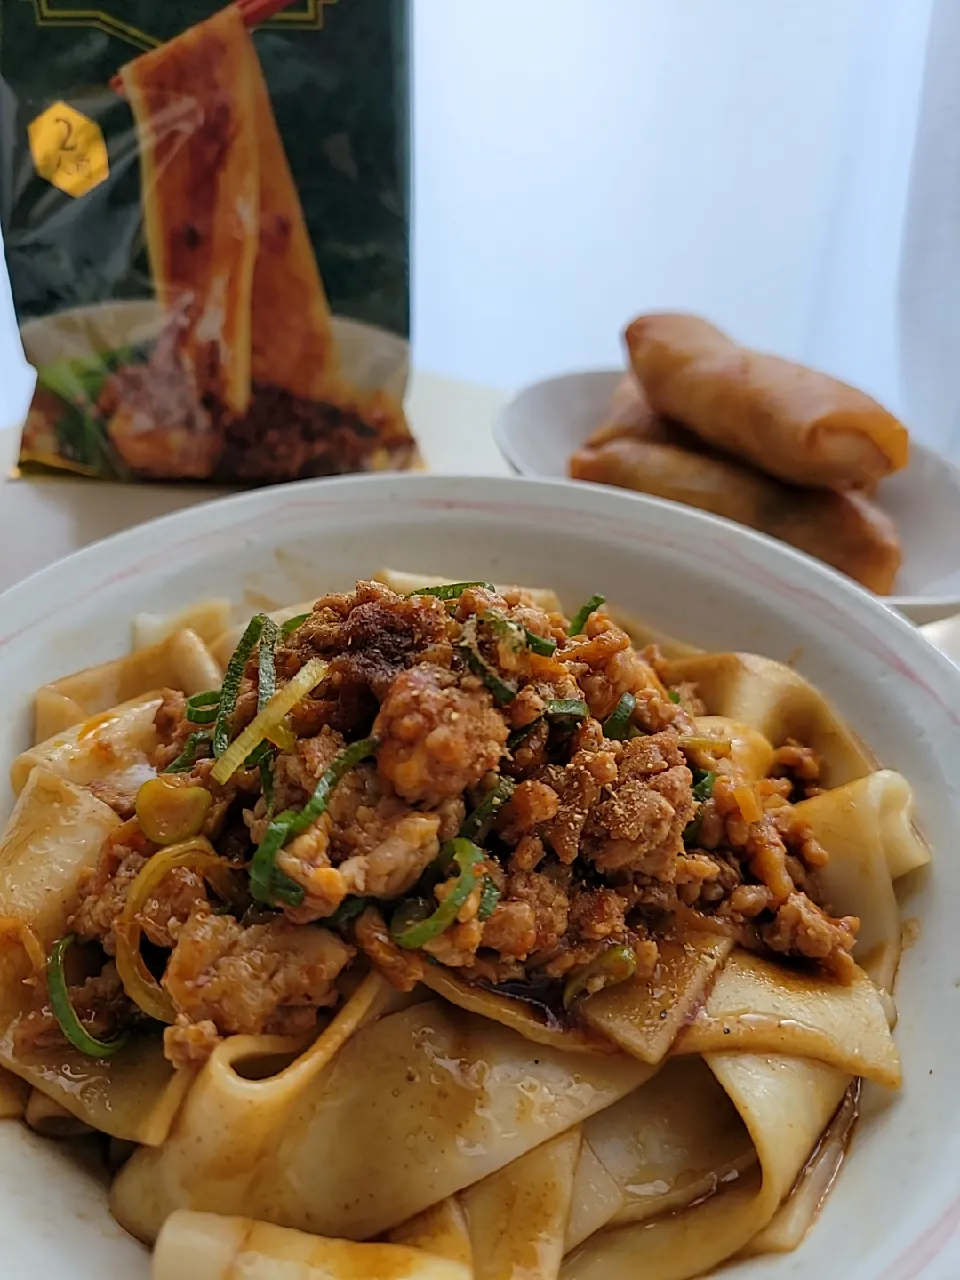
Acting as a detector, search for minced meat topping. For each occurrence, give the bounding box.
[42,581,858,1069]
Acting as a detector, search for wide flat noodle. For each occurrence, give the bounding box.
[562,1053,849,1280]
[24,1088,93,1138]
[580,1058,755,1234]
[421,965,610,1054]
[661,652,876,786]
[112,970,389,1243]
[133,599,233,651]
[153,1211,469,1280]
[797,771,921,990]
[13,693,162,795]
[33,626,220,738]
[120,6,259,415]
[0,770,189,1142]
[389,1199,473,1269]
[578,933,733,1064]
[741,1080,858,1257]
[3,1025,192,1146]
[565,1140,623,1253]
[113,997,653,1245]
[0,1065,28,1118]
[673,950,901,1087]
[460,1127,581,1280]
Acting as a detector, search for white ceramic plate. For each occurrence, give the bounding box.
[495,369,960,624]
[0,473,956,1279]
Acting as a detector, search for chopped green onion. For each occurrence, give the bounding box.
[251,736,379,906]
[460,776,516,842]
[164,730,211,774]
[508,698,588,750]
[213,614,267,758]
[458,618,517,704]
[692,770,717,802]
[281,613,311,636]
[507,720,541,751]
[389,897,432,935]
[391,839,484,949]
[602,692,636,740]
[477,877,501,922]
[257,617,280,712]
[185,690,221,725]
[683,815,703,847]
[545,698,589,721]
[259,753,276,819]
[328,896,372,928]
[47,936,129,1060]
[668,689,681,704]
[410,581,493,601]
[569,593,605,636]
[481,610,557,657]
[563,944,637,1009]
[523,629,557,656]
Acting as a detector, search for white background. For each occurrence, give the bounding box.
[0,0,937,432]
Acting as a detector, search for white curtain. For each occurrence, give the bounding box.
[413,0,934,410]
[899,0,960,454]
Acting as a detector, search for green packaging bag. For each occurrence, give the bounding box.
[0,0,416,482]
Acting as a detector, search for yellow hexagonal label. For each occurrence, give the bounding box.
[28,101,109,199]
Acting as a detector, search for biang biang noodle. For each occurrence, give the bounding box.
[0,571,927,1279]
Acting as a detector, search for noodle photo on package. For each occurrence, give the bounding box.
[1,0,416,483]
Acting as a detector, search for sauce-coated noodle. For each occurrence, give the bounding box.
[0,577,926,1280]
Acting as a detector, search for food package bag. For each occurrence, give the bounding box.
[0,0,418,483]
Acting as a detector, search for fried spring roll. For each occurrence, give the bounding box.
[570,433,901,594]
[585,373,660,447]
[625,314,909,491]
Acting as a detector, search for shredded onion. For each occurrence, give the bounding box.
[114,838,240,1023]
[210,657,328,786]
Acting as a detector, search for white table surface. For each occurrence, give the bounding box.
[0,370,510,596]
[4,373,960,669]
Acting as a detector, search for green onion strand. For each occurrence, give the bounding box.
[410,581,493,601]
[47,936,129,1060]
[569,593,605,636]
[602,692,636,740]
[460,776,516,842]
[391,839,484,949]
[164,730,211,774]
[213,614,267,758]
[250,736,379,906]
[185,690,221,725]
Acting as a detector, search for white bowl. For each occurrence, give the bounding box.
[494,369,960,624]
[0,473,956,1279]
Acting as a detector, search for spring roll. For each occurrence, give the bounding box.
[570,431,901,594]
[625,314,909,490]
[585,373,660,447]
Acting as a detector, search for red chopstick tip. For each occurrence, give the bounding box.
[109,0,301,95]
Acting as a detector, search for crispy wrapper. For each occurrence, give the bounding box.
[571,431,901,593]
[625,313,909,490]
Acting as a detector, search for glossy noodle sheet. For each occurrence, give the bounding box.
[0,579,929,1279]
